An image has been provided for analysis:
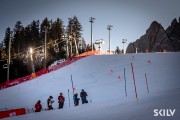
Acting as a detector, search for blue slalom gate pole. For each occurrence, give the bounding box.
[145,73,150,94]
[124,68,127,97]
[71,75,74,95]
[68,89,70,107]
[131,62,138,102]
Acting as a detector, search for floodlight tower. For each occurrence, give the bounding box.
[44,27,47,69]
[107,25,113,53]
[89,17,95,51]
[7,31,13,85]
[122,39,127,54]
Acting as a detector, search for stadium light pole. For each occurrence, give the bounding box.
[89,17,95,51]
[73,33,79,56]
[44,27,47,69]
[62,34,69,59]
[70,21,73,57]
[107,25,113,53]
[122,39,127,54]
[7,31,13,85]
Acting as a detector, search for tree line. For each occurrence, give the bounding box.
[0,16,94,83]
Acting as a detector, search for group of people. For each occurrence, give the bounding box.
[35,89,88,112]
[74,89,88,106]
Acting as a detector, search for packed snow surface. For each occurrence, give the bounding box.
[0,53,180,120]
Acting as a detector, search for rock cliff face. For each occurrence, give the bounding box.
[126,18,180,53]
[166,18,180,51]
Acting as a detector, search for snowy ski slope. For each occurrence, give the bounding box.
[0,52,180,120]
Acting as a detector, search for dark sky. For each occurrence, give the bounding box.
[0,0,179,50]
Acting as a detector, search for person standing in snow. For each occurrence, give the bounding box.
[73,93,80,106]
[47,96,54,110]
[35,100,42,112]
[80,89,88,104]
[58,92,65,109]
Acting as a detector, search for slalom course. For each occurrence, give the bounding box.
[0,52,180,120]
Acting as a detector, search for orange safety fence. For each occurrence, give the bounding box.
[75,50,101,57]
[0,82,6,89]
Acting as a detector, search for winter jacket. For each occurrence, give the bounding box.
[80,91,87,99]
[73,94,80,106]
[58,95,65,103]
[47,98,54,110]
[35,103,42,112]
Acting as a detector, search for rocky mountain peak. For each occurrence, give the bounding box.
[126,18,180,53]
[171,18,178,26]
[166,18,180,51]
[145,21,164,36]
[150,21,161,28]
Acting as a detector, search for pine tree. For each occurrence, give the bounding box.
[0,42,6,59]
[40,17,51,43]
[66,16,83,56]
[30,20,40,47]
[4,27,11,55]
[86,43,96,51]
[78,37,87,54]
[50,18,65,60]
[12,21,23,58]
[0,42,6,83]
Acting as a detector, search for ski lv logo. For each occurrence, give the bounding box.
[154,109,176,117]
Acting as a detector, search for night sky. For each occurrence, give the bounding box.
[0,0,179,51]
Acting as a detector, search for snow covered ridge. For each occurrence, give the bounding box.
[0,52,180,120]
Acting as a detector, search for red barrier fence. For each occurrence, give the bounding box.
[0,108,26,119]
[0,82,6,89]
[0,51,103,90]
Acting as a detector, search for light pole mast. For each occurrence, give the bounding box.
[44,27,47,69]
[107,25,113,53]
[66,36,69,59]
[122,39,127,54]
[73,33,79,56]
[7,31,12,85]
[63,26,69,59]
[89,17,95,51]
[70,22,73,57]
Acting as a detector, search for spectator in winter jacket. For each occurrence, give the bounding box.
[47,96,54,110]
[35,100,42,112]
[80,89,88,104]
[73,93,80,106]
[58,92,65,109]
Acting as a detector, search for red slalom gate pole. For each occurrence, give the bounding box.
[131,62,138,102]
[145,73,150,94]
